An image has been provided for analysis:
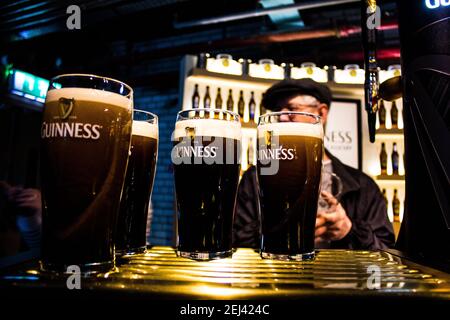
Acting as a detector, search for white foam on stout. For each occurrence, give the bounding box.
[258,122,323,139]
[174,118,241,140]
[46,87,132,110]
[132,120,158,139]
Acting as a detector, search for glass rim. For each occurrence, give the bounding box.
[49,73,133,98]
[259,111,321,124]
[177,108,240,122]
[134,109,158,121]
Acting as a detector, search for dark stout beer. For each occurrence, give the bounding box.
[116,120,158,254]
[257,121,323,260]
[41,86,132,272]
[173,115,241,260]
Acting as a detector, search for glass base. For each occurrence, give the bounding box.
[39,259,115,276]
[116,245,147,257]
[261,250,315,261]
[177,249,233,261]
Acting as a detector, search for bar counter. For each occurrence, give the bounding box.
[1,246,450,302]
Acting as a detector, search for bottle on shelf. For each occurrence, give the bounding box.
[378,99,386,128]
[192,84,200,109]
[215,87,223,109]
[392,142,399,175]
[380,142,388,175]
[260,93,267,116]
[392,189,400,223]
[249,91,256,122]
[238,90,245,119]
[204,86,211,108]
[247,137,254,167]
[226,89,234,112]
[391,100,398,129]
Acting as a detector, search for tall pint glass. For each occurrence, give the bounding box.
[116,110,158,255]
[40,74,133,273]
[172,109,241,260]
[257,111,323,261]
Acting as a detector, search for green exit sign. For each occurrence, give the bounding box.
[9,69,59,103]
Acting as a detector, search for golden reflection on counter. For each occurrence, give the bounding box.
[2,246,450,299]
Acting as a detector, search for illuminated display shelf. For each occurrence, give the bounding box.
[241,121,257,129]
[376,133,404,140]
[188,68,275,86]
[376,174,405,182]
[376,128,404,140]
[187,68,365,92]
[376,128,404,134]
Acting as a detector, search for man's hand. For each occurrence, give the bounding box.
[315,191,352,245]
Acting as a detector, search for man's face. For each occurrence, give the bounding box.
[279,95,329,126]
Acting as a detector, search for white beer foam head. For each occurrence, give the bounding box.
[258,122,323,139]
[46,87,133,110]
[174,118,241,140]
[132,120,158,139]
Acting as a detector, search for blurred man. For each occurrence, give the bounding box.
[233,79,394,250]
[0,181,41,256]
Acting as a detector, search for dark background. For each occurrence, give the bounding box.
[0,0,400,246]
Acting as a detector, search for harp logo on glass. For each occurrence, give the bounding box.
[59,97,74,120]
[257,131,284,176]
[425,0,450,9]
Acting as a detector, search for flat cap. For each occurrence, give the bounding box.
[262,78,332,111]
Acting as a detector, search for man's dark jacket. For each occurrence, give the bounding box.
[233,152,395,250]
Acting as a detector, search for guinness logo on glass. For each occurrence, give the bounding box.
[59,97,74,120]
[42,96,102,140]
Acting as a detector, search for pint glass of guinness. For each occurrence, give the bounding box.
[257,111,323,260]
[40,74,133,273]
[172,109,241,260]
[116,110,158,255]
